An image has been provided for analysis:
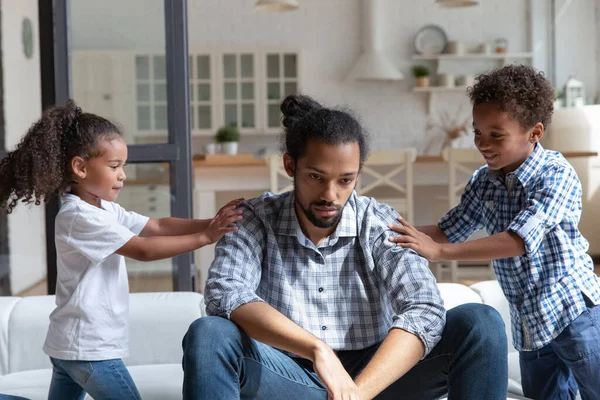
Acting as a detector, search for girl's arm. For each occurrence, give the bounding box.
[117,199,243,262]
[139,198,243,237]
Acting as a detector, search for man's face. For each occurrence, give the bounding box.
[284,140,360,229]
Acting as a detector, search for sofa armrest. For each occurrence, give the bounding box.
[0,297,21,376]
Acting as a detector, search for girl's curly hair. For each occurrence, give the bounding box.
[0,99,122,213]
[467,64,554,129]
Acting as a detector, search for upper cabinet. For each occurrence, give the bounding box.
[73,49,301,138]
[265,53,299,133]
[221,53,258,133]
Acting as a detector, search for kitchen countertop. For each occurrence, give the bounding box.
[125,151,599,185]
[192,151,599,168]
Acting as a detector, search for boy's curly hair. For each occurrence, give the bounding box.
[0,100,122,213]
[467,64,554,129]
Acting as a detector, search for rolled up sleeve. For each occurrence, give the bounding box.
[204,205,266,318]
[507,165,579,257]
[374,232,446,357]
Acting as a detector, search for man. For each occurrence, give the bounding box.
[182,95,508,399]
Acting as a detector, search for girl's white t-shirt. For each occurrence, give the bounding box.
[43,193,149,361]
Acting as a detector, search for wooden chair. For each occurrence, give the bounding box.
[357,149,417,224]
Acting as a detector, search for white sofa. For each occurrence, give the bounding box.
[0,282,527,400]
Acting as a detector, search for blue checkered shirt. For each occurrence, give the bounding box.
[439,144,600,351]
[205,191,446,356]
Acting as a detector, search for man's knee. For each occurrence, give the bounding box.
[447,303,507,348]
[183,316,243,355]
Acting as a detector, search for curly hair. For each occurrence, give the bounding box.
[467,64,554,129]
[279,94,370,165]
[0,100,122,213]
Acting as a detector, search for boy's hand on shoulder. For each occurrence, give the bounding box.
[388,218,442,261]
[202,198,244,244]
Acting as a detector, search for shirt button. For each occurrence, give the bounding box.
[321,326,327,331]
[318,287,324,292]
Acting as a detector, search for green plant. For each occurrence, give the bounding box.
[215,124,240,143]
[412,65,429,78]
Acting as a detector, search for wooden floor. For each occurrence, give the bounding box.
[16,265,600,297]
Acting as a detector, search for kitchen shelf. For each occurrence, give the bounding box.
[411,52,534,115]
[412,86,468,93]
[412,52,533,61]
[412,86,470,114]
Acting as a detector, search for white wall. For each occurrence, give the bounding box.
[555,0,598,102]
[1,0,46,294]
[597,1,600,102]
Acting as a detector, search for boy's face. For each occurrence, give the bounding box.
[472,103,543,174]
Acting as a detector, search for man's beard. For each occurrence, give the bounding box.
[294,183,346,229]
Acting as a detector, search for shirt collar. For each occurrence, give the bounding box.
[487,143,546,187]
[274,191,358,239]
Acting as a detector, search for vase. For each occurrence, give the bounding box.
[221,142,238,155]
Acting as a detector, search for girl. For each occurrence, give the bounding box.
[0,100,243,400]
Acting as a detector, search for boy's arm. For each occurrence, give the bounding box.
[412,224,449,244]
[392,220,525,261]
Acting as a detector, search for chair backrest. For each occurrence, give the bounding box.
[267,154,293,194]
[357,149,417,223]
[442,148,485,208]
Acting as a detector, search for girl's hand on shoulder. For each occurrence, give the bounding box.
[202,198,244,244]
[388,217,442,261]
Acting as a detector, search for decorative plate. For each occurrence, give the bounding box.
[414,25,448,55]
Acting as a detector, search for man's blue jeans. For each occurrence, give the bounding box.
[519,300,600,400]
[48,357,142,400]
[182,303,508,399]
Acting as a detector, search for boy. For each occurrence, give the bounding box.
[390,65,600,400]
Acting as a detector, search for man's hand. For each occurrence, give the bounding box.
[388,217,442,261]
[312,343,360,400]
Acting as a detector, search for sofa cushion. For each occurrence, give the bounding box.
[437,283,483,309]
[5,292,204,374]
[470,280,515,353]
[0,297,20,376]
[0,364,183,400]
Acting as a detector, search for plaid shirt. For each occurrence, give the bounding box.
[439,144,600,351]
[205,191,446,356]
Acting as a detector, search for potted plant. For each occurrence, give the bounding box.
[412,65,430,88]
[215,124,240,155]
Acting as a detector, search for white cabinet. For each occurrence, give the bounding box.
[73,49,301,138]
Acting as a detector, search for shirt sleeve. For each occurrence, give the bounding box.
[68,212,137,266]
[372,204,446,357]
[438,167,486,243]
[113,203,149,235]
[204,202,266,318]
[507,164,580,257]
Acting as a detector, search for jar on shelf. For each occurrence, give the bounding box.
[495,38,508,54]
